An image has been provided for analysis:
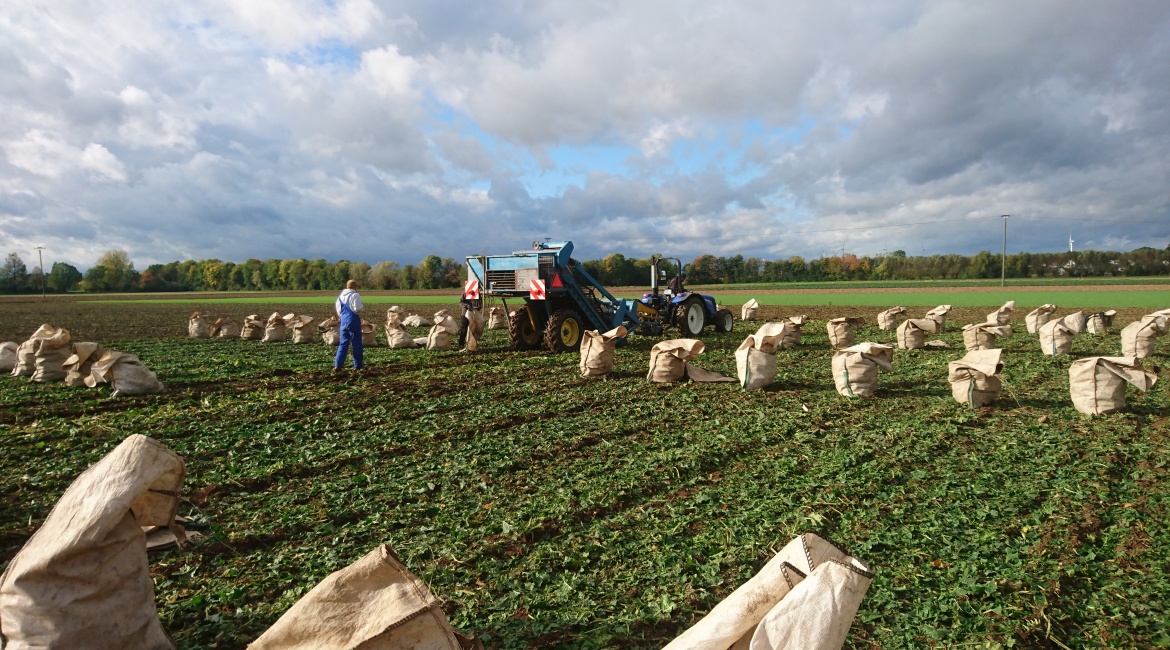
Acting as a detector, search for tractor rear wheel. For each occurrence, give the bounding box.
[677,297,706,337]
[545,308,585,353]
[509,305,543,351]
[715,308,734,333]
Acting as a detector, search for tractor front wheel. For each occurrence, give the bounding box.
[677,297,706,337]
[715,308,734,333]
[509,305,543,351]
[546,308,585,353]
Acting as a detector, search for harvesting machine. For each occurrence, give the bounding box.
[466,241,733,352]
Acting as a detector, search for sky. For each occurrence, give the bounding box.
[1,0,1169,270]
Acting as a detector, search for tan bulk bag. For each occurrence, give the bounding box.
[465,309,485,352]
[580,326,628,377]
[986,300,1016,326]
[831,342,893,397]
[1025,304,1058,333]
[735,323,789,390]
[948,348,1003,407]
[647,339,734,383]
[0,434,183,650]
[262,312,287,342]
[896,318,940,350]
[1069,356,1157,415]
[664,533,871,650]
[876,306,907,331]
[780,315,808,348]
[12,325,56,378]
[741,299,760,321]
[924,304,953,330]
[361,320,377,347]
[288,315,316,343]
[210,316,239,339]
[384,312,417,349]
[62,342,106,388]
[188,311,210,338]
[0,341,17,373]
[1038,315,1079,356]
[961,323,1010,352]
[249,544,480,650]
[402,314,432,328]
[486,306,507,329]
[84,351,166,396]
[318,316,340,346]
[826,317,865,349]
[1120,315,1168,358]
[240,314,265,340]
[748,555,874,650]
[426,315,460,351]
[1085,309,1117,334]
[31,326,72,383]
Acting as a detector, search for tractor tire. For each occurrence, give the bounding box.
[715,308,734,333]
[677,297,706,337]
[546,308,585,353]
[509,305,543,351]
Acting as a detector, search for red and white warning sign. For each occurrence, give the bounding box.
[529,278,546,301]
[463,279,479,300]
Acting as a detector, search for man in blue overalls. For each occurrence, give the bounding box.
[334,279,364,371]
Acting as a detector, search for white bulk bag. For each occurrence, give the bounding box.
[12,325,57,378]
[580,326,628,377]
[361,320,377,347]
[664,533,871,650]
[948,348,1003,407]
[0,341,17,373]
[1085,310,1117,334]
[210,316,239,339]
[1025,304,1058,334]
[826,317,865,349]
[741,299,760,321]
[62,342,106,388]
[426,315,460,351]
[31,326,72,383]
[831,342,893,397]
[262,312,286,342]
[961,323,1011,352]
[986,300,1016,326]
[1068,356,1157,415]
[0,434,184,650]
[735,323,789,390]
[384,312,417,349]
[896,318,940,350]
[1120,315,1168,358]
[486,306,507,329]
[402,314,432,328]
[924,304,953,330]
[84,351,166,396]
[876,306,907,331]
[318,315,340,346]
[240,314,265,340]
[1038,312,1082,356]
[188,311,210,338]
[248,544,480,650]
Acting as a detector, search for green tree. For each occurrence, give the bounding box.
[416,255,444,289]
[47,262,82,293]
[1,252,28,293]
[688,255,719,284]
[81,265,109,292]
[95,249,138,291]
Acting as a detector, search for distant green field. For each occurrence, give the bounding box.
[92,287,1167,309]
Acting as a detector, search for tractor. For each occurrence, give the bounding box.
[465,241,733,353]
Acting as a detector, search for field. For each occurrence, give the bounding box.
[2,288,1169,648]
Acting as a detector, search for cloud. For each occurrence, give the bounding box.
[0,0,1167,270]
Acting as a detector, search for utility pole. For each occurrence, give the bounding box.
[35,246,45,299]
[1001,215,1009,287]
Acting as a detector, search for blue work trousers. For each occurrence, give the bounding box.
[334,309,363,370]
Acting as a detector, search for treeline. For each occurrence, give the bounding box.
[2,245,1168,294]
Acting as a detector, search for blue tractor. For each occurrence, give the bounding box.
[466,241,733,352]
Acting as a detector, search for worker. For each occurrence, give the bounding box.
[457,292,475,350]
[668,271,687,294]
[334,279,364,371]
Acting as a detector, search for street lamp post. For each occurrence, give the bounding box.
[35,246,45,299]
[1001,215,1009,287]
